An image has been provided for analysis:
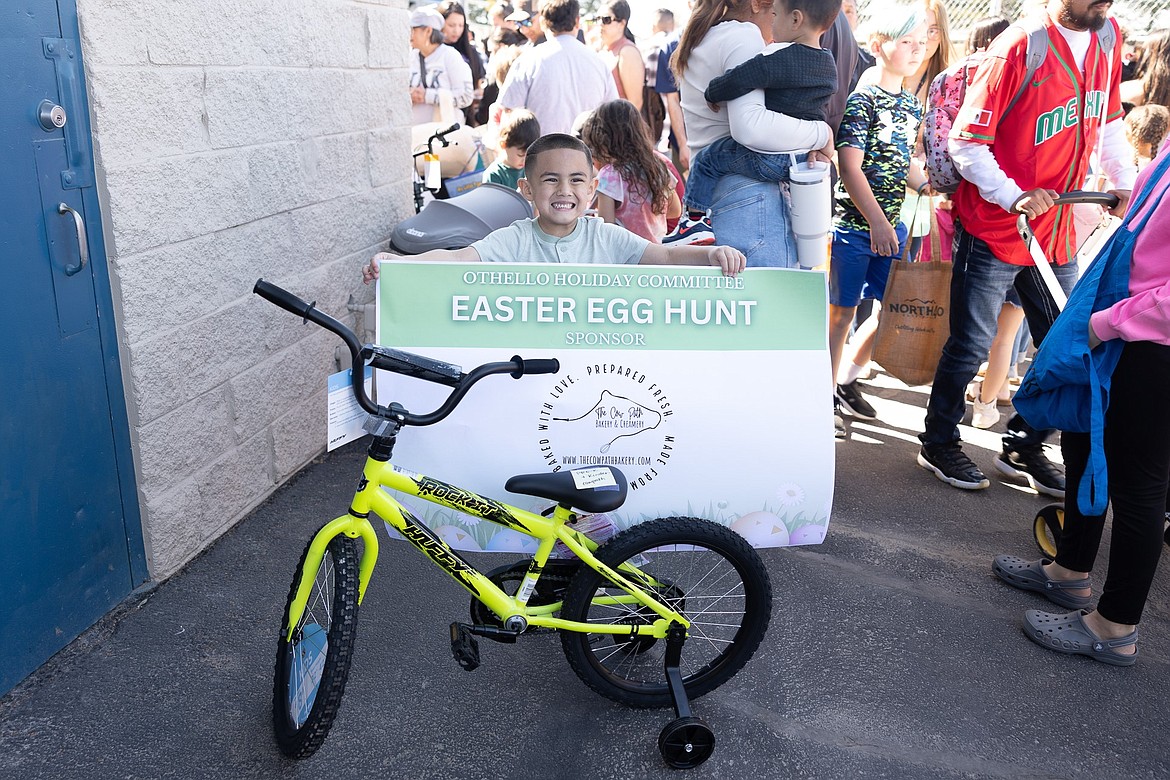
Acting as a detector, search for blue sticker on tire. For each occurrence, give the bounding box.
[289,623,328,725]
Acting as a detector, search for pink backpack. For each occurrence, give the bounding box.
[922,54,984,194]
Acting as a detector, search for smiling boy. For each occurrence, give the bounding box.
[363,133,746,280]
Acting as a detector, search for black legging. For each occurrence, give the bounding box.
[1057,340,1170,625]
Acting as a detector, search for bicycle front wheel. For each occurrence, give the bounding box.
[273,532,360,758]
[560,516,772,709]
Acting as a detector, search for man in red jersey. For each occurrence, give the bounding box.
[916,0,1136,495]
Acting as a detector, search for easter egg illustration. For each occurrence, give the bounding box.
[730,511,790,547]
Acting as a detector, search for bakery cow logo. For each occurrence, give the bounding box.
[534,362,675,491]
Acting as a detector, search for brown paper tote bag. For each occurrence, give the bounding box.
[873,195,950,387]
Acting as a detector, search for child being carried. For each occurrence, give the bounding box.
[665,0,841,249]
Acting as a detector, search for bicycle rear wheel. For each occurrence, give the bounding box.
[273,532,360,758]
[560,516,772,709]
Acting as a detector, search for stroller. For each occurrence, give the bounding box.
[1018,191,1170,555]
[393,122,534,254]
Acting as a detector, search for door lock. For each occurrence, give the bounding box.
[38,100,67,131]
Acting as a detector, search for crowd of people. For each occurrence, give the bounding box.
[398,0,1170,666]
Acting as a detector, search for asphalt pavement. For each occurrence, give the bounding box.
[3,371,1169,780]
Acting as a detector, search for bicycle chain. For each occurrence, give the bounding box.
[469,559,579,637]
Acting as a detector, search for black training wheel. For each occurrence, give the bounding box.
[1033,504,1063,558]
[658,716,715,769]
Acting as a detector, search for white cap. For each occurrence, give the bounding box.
[410,5,444,30]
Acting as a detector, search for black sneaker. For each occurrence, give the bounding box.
[995,446,1065,498]
[833,398,846,439]
[835,381,877,420]
[917,443,990,490]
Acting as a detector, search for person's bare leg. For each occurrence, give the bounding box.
[980,303,1025,404]
[841,306,880,381]
[829,304,859,388]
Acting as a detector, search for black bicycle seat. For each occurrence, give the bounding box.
[505,467,628,514]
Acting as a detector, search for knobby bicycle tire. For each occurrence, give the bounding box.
[272,532,361,758]
[560,516,772,709]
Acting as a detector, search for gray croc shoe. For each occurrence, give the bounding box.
[992,555,1092,610]
[1023,609,1138,667]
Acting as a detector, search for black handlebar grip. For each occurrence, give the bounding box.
[510,356,560,379]
[1016,191,1121,239]
[436,122,461,137]
[1053,190,1120,209]
[253,279,315,321]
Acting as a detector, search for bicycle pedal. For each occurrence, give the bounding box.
[449,622,481,671]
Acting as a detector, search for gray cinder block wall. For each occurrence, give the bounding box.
[77,0,413,578]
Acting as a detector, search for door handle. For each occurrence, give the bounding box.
[58,202,89,276]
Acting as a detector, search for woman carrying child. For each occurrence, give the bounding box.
[668,0,832,265]
[579,100,681,243]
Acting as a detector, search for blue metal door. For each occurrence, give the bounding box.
[0,0,147,695]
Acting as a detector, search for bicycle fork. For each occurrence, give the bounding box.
[284,513,380,641]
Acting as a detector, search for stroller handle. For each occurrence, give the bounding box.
[1016,190,1120,239]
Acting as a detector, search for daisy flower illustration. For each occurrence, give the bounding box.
[776,483,805,508]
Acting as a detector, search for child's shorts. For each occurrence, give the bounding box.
[829,223,909,307]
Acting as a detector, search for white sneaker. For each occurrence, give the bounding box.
[971,397,1000,429]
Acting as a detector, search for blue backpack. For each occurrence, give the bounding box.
[1013,151,1170,515]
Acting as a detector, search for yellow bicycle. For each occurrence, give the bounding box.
[254,280,773,769]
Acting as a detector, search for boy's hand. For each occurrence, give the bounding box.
[869,222,900,257]
[362,252,394,285]
[707,245,746,276]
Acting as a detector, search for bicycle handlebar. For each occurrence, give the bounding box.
[1016,190,1121,240]
[253,279,559,427]
[411,123,462,159]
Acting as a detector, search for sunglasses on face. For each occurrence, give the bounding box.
[598,16,618,25]
[516,17,532,27]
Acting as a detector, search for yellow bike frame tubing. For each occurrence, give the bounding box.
[284,455,689,640]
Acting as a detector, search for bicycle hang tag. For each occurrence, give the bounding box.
[424,153,441,191]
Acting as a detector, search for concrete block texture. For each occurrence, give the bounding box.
[78,0,415,580]
[141,428,275,578]
[87,67,209,166]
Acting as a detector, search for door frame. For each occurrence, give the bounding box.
[59,0,150,587]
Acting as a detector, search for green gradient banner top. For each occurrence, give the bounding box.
[379,261,828,351]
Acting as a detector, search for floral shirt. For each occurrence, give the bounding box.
[596,164,677,243]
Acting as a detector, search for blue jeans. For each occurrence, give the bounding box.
[708,174,799,268]
[686,138,801,213]
[920,220,1077,450]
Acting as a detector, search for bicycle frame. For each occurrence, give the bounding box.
[283,450,691,642]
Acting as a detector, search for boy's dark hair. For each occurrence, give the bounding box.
[540,0,580,34]
[499,110,542,151]
[523,133,593,177]
[785,0,843,33]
